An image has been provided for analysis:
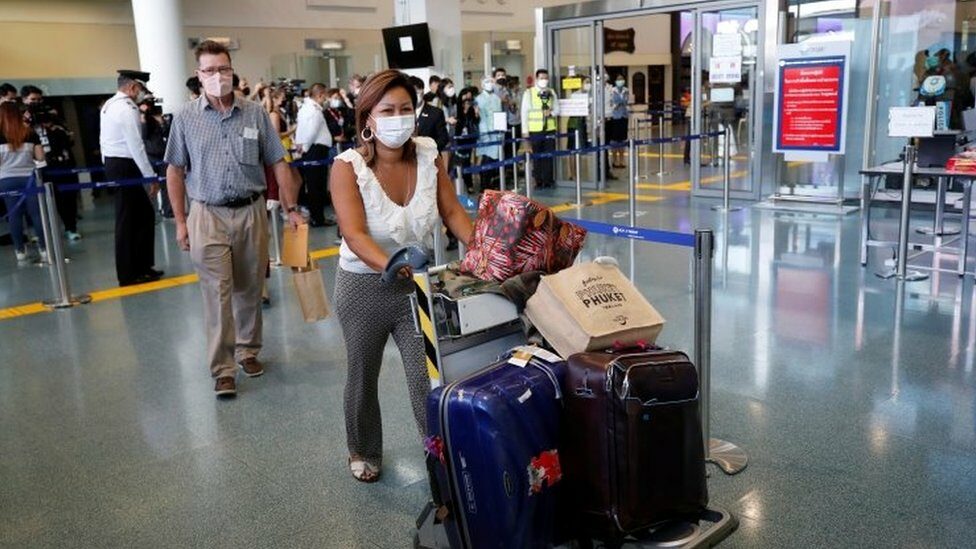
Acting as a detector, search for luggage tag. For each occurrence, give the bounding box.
[508,345,563,368]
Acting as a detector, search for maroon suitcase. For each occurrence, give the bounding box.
[560,349,708,542]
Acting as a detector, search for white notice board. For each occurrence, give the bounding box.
[709,57,742,84]
[888,107,936,138]
[558,98,590,117]
[492,111,508,131]
[712,33,743,56]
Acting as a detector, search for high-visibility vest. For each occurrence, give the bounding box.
[527,87,557,133]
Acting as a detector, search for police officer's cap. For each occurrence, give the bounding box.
[117,70,150,87]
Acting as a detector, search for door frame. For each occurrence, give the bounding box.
[542,0,766,200]
[546,20,604,188]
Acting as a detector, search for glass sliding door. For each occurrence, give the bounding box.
[691,3,763,199]
[548,23,601,188]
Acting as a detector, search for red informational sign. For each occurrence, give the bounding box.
[774,55,848,154]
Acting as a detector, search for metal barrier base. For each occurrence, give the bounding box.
[707,438,748,475]
[415,504,738,549]
[875,269,930,282]
[917,226,961,237]
[43,294,92,310]
[710,205,742,212]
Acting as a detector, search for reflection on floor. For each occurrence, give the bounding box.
[2,160,975,547]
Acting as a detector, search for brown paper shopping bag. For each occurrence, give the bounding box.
[525,261,665,358]
[282,223,309,268]
[292,258,330,323]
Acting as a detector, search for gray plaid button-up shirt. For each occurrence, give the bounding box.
[164,95,286,205]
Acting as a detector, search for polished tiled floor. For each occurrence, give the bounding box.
[2,156,976,548]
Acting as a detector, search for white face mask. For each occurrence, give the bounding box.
[583,83,592,92]
[201,71,233,97]
[372,114,415,149]
[537,79,549,89]
[329,98,342,109]
[445,87,456,98]
[482,81,495,93]
[135,90,148,104]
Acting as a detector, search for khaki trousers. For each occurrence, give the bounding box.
[188,198,269,379]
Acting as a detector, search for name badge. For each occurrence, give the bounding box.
[243,127,259,140]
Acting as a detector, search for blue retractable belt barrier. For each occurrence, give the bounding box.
[57,175,164,192]
[564,218,696,249]
[461,156,523,175]
[448,139,508,153]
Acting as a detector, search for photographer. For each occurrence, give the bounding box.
[35,106,82,240]
[454,87,480,193]
[520,69,560,189]
[140,96,173,218]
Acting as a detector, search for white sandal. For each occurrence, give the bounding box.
[348,457,381,483]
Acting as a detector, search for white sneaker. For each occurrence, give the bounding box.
[65,231,82,241]
[15,250,27,262]
[39,250,48,263]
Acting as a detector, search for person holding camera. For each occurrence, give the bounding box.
[520,69,560,189]
[100,69,163,286]
[454,87,480,193]
[35,106,82,239]
[140,96,173,218]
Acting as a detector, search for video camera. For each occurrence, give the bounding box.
[273,78,306,100]
[28,103,63,126]
[139,97,164,117]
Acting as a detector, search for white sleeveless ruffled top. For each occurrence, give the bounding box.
[336,136,442,274]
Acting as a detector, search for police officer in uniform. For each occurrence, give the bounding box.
[100,69,163,286]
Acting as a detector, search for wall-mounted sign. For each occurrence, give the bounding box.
[604,28,636,54]
[773,42,851,155]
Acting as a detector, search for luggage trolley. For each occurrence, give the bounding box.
[389,248,738,549]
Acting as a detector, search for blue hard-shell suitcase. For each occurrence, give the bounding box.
[424,349,566,549]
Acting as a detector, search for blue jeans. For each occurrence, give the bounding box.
[0,176,45,252]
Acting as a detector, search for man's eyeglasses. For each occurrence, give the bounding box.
[198,66,234,76]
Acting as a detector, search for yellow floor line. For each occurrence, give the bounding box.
[636,171,748,191]
[637,152,750,161]
[0,247,340,321]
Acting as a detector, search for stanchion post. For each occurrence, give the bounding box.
[510,128,519,191]
[525,151,533,200]
[628,139,637,226]
[34,169,55,267]
[694,228,747,475]
[269,201,283,267]
[655,114,670,177]
[878,145,928,281]
[712,125,742,212]
[499,160,506,193]
[455,164,467,259]
[574,128,583,207]
[42,181,91,309]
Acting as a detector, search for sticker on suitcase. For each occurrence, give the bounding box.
[527,449,562,495]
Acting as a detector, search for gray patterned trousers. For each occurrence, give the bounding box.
[334,268,429,462]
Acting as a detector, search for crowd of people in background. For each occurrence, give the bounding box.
[0,63,642,269]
